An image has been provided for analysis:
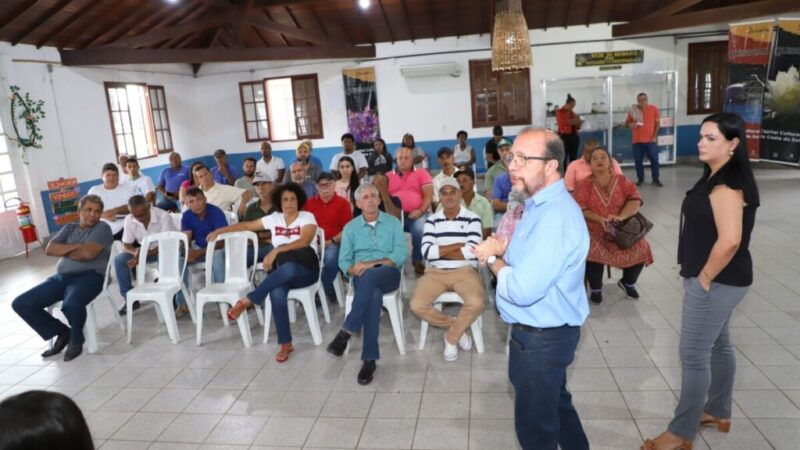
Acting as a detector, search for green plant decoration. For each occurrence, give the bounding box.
[9,85,46,164]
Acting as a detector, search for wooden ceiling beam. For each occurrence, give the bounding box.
[249,11,339,45]
[9,0,72,45]
[34,0,101,48]
[114,0,200,46]
[108,15,230,48]
[219,25,238,47]
[283,5,310,46]
[398,0,415,41]
[607,0,617,24]
[641,0,703,19]
[81,1,153,49]
[261,9,290,46]
[158,5,213,49]
[377,0,394,42]
[0,0,39,35]
[454,0,461,37]
[543,0,551,30]
[234,0,255,46]
[54,0,119,49]
[613,0,800,37]
[585,0,596,26]
[331,2,355,45]
[59,45,376,65]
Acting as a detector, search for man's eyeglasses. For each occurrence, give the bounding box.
[317,182,333,189]
[511,153,553,165]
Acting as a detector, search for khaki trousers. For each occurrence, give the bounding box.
[410,266,485,344]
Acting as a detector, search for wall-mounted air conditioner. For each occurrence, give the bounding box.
[400,62,461,78]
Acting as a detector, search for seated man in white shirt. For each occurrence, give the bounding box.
[256,141,286,182]
[410,178,485,361]
[193,164,251,219]
[113,195,178,316]
[124,157,156,205]
[88,163,135,240]
[118,154,131,183]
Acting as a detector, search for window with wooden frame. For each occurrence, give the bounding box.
[687,41,728,115]
[239,74,324,143]
[469,59,531,128]
[104,82,173,159]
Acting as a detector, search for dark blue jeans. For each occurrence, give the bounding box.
[508,325,588,450]
[633,142,660,183]
[403,213,427,263]
[114,252,158,303]
[344,265,401,361]
[156,197,179,212]
[322,243,340,294]
[12,271,104,345]
[247,262,318,344]
[247,244,274,268]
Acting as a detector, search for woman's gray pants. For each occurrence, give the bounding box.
[668,277,749,440]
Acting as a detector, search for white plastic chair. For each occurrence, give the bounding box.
[126,231,191,345]
[417,292,484,353]
[344,270,406,355]
[47,301,99,354]
[262,228,327,346]
[97,241,126,330]
[195,231,258,347]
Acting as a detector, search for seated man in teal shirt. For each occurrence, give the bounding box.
[326,183,407,386]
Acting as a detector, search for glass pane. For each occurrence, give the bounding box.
[241,84,254,103]
[2,192,19,211]
[266,77,297,141]
[0,154,11,172]
[246,121,257,140]
[157,89,165,109]
[117,135,128,154]
[125,135,136,155]
[254,84,265,101]
[153,110,162,129]
[256,103,267,120]
[112,112,123,135]
[118,89,129,110]
[161,111,169,130]
[149,88,159,109]
[109,89,119,111]
[0,173,16,192]
[164,131,172,150]
[257,120,268,139]
[297,117,308,136]
[245,104,256,121]
[156,131,165,150]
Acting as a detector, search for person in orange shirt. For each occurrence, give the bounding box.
[555,94,584,169]
[626,93,662,187]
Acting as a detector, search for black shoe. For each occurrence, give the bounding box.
[652,179,663,187]
[357,360,377,385]
[118,300,140,316]
[325,290,337,304]
[41,333,70,358]
[635,180,644,187]
[327,330,351,357]
[590,291,603,304]
[618,280,640,299]
[63,343,83,362]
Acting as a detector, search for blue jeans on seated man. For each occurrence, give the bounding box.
[508,325,588,450]
[156,197,179,212]
[114,252,158,306]
[322,242,340,295]
[12,271,104,345]
[175,249,225,305]
[633,142,660,183]
[246,262,318,344]
[403,213,427,263]
[343,265,401,361]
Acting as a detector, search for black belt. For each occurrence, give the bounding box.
[512,323,575,333]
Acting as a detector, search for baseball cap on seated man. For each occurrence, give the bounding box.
[252,174,274,185]
[497,138,512,148]
[438,177,460,193]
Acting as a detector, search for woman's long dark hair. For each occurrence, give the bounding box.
[337,156,360,204]
[565,93,575,105]
[0,390,94,450]
[701,112,760,207]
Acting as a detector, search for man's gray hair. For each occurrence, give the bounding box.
[517,127,565,175]
[354,182,379,200]
[79,194,104,211]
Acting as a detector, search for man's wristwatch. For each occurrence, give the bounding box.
[487,255,497,267]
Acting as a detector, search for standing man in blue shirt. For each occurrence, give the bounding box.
[211,149,239,186]
[326,183,406,386]
[473,128,590,450]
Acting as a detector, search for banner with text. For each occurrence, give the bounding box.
[342,67,380,159]
[724,21,773,159]
[760,19,800,164]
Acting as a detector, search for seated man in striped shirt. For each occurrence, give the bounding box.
[410,178,485,362]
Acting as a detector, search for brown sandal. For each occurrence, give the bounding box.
[641,436,692,450]
[275,343,294,363]
[227,299,249,321]
[699,415,731,433]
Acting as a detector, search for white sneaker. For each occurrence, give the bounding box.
[458,333,472,352]
[443,336,458,362]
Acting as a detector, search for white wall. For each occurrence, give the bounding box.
[0,21,735,237]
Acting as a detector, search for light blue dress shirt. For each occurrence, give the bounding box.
[496,179,590,328]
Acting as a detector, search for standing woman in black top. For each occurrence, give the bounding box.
[642,112,759,450]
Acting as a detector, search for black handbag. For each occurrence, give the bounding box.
[609,213,653,249]
[273,246,319,272]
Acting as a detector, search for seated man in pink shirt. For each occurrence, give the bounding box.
[387,146,434,274]
[564,139,622,192]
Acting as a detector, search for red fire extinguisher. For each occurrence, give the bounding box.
[5,197,39,257]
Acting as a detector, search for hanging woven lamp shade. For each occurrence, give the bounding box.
[491,0,532,71]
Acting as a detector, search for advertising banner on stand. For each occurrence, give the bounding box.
[760,19,800,164]
[724,21,774,160]
[342,67,380,159]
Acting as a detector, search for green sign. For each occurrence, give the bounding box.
[576,50,644,67]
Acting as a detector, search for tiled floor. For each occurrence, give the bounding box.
[2,164,800,449]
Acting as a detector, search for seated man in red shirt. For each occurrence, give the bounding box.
[387,146,434,274]
[304,172,353,301]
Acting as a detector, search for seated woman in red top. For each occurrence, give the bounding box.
[572,148,653,304]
